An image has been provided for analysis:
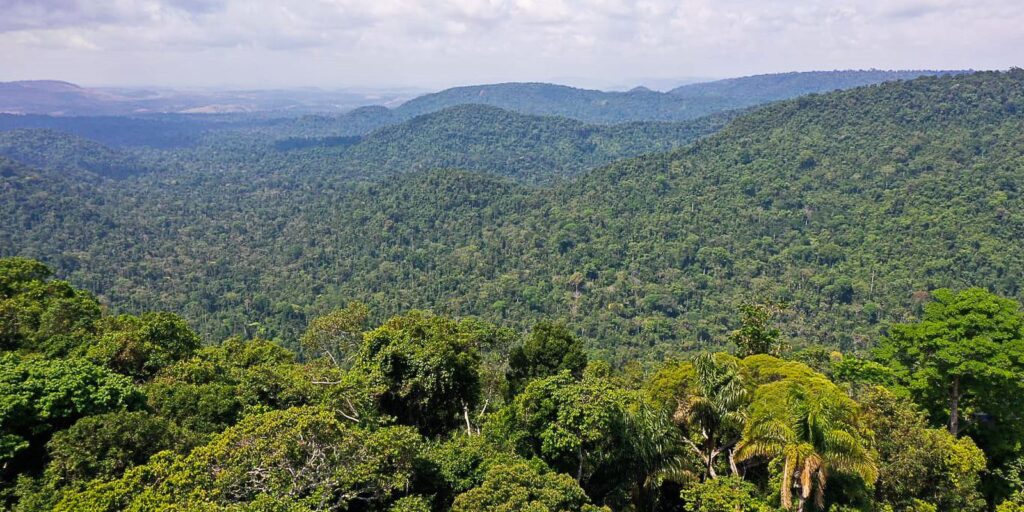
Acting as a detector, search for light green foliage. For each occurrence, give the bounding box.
[670,352,749,479]
[85,311,201,380]
[831,356,895,387]
[0,257,101,355]
[729,303,785,357]
[356,311,484,437]
[507,320,588,395]
[998,494,1024,512]
[876,288,1024,456]
[145,337,342,434]
[0,353,142,466]
[680,476,773,512]
[859,386,987,511]
[0,258,52,296]
[54,406,423,511]
[450,461,607,512]
[300,301,369,366]
[389,495,432,512]
[736,356,877,511]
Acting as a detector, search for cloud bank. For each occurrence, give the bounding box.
[0,0,1020,88]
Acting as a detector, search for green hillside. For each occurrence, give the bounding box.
[0,129,152,179]
[669,69,966,104]
[301,104,736,182]
[1,71,1022,362]
[391,70,961,124]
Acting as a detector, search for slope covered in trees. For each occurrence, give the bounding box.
[290,105,735,182]
[668,69,966,105]
[389,70,960,123]
[1,71,1022,363]
[0,105,731,185]
[0,129,155,179]
[0,70,957,150]
[2,257,1023,511]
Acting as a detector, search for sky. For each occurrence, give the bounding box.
[0,0,1021,90]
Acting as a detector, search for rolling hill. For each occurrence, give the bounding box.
[1,70,1022,362]
[668,69,967,104]
[0,129,153,179]
[282,104,737,182]
[387,70,963,124]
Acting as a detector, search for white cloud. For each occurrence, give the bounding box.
[0,0,1020,88]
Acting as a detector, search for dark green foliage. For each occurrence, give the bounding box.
[507,321,588,394]
[0,129,152,179]
[356,312,484,437]
[144,337,321,434]
[498,371,636,503]
[45,411,196,485]
[319,104,733,183]
[0,114,214,148]
[858,387,987,511]
[416,434,520,510]
[876,288,1024,464]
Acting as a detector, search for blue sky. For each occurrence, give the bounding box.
[0,0,1020,89]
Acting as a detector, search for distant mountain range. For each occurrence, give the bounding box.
[0,70,968,119]
[668,69,969,105]
[383,70,968,124]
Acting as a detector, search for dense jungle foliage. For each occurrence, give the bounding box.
[0,70,956,150]
[2,257,1024,511]
[1,70,1021,364]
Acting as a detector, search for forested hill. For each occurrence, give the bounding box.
[668,69,967,105]
[0,105,733,184]
[0,70,961,148]
[389,82,727,123]
[292,104,737,182]
[1,70,1022,362]
[0,129,153,179]
[388,70,961,123]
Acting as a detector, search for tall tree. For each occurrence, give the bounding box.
[507,320,587,395]
[737,378,877,511]
[671,352,749,479]
[729,302,785,357]
[355,311,483,437]
[299,301,369,367]
[876,288,1024,438]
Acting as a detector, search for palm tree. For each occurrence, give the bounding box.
[736,384,877,511]
[673,352,749,479]
[626,402,694,511]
